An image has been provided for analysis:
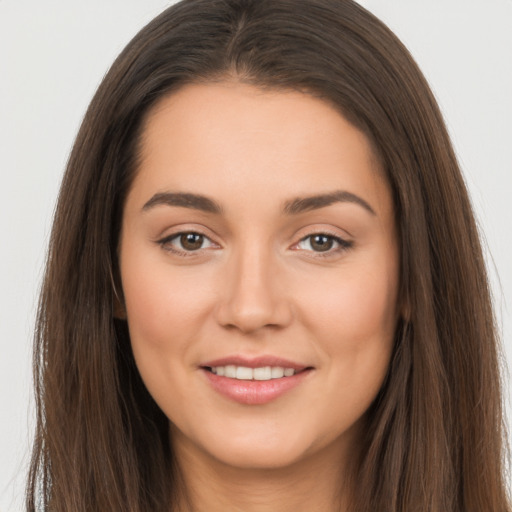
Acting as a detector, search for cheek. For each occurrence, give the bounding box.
[300,260,398,344]
[119,243,214,374]
[120,252,219,423]
[122,244,207,333]
[303,268,398,431]
[297,255,398,398]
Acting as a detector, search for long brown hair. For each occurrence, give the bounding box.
[27,0,510,510]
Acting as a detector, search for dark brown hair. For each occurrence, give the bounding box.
[27,0,510,510]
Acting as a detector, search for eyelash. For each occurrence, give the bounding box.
[156,231,353,257]
[157,231,217,257]
[294,232,353,257]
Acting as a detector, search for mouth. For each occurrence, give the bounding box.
[199,357,314,405]
[202,365,308,380]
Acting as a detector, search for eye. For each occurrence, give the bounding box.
[158,232,216,254]
[296,233,352,254]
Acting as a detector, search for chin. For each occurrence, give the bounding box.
[190,421,329,471]
[210,441,309,470]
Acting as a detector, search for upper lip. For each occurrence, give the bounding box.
[201,355,311,371]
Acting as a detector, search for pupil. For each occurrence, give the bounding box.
[311,235,333,252]
[181,233,203,250]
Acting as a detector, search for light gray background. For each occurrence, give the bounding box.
[1,1,511,510]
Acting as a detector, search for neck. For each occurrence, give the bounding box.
[170,429,359,512]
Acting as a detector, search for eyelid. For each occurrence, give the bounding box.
[154,222,219,243]
[290,227,354,257]
[155,227,221,256]
[154,224,353,258]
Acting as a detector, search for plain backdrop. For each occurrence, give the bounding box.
[1,1,511,510]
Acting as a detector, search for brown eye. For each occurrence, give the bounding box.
[309,234,334,252]
[180,233,204,251]
[296,233,352,255]
[157,231,217,255]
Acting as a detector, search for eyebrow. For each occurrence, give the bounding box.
[142,192,223,214]
[142,189,376,216]
[283,190,376,216]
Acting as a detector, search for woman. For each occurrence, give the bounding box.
[26,0,511,510]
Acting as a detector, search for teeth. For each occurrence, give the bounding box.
[271,367,285,378]
[253,366,271,380]
[225,365,237,378]
[210,365,297,380]
[236,366,253,380]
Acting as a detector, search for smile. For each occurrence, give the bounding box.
[200,357,313,405]
[208,365,297,380]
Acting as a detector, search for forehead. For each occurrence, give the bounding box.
[129,82,391,217]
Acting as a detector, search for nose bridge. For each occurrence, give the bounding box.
[216,237,291,332]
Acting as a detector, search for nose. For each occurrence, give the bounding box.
[215,243,293,334]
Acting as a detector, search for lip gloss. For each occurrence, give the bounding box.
[202,367,312,405]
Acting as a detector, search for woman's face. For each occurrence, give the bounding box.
[119,82,399,470]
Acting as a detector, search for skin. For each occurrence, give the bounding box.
[119,82,400,511]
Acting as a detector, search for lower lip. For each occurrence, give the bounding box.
[202,368,312,405]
